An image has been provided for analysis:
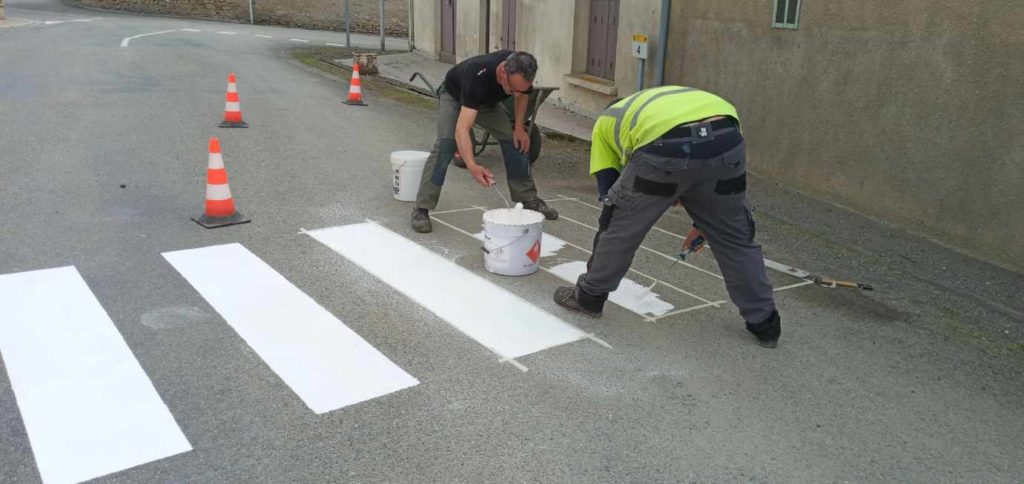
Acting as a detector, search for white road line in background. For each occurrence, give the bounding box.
[289,38,310,43]
[0,267,191,484]
[120,29,178,47]
[254,34,273,39]
[163,244,418,414]
[307,222,589,362]
[326,42,347,47]
[180,28,201,32]
[217,31,238,35]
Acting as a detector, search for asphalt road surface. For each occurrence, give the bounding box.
[1,1,1022,482]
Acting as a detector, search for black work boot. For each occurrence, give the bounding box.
[746,310,781,348]
[411,208,432,233]
[522,198,559,220]
[553,286,603,318]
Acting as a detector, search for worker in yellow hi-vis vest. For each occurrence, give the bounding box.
[553,86,781,348]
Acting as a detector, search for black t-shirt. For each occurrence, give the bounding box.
[443,50,513,110]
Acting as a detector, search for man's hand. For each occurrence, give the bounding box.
[467,163,495,187]
[682,226,707,254]
[513,126,531,154]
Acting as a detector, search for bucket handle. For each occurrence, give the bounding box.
[480,227,532,255]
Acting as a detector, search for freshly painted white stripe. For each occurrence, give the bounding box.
[0,267,191,484]
[307,222,587,360]
[254,34,273,39]
[205,183,232,201]
[163,244,419,414]
[208,152,224,170]
[326,42,346,47]
[217,31,238,35]
[547,261,674,317]
[472,231,568,258]
[289,38,310,43]
[120,29,178,47]
[180,28,201,32]
[224,101,241,111]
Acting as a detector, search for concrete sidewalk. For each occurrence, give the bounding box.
[337,51,594,141]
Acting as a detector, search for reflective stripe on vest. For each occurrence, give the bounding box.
[602,87,697,156]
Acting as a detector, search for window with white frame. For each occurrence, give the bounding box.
[773,0,801,29]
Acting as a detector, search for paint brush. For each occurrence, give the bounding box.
[647,236,706,292]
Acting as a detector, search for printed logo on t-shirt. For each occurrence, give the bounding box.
[476,68,488,76]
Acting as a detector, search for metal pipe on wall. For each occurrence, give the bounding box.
[408,0,415,51]
[654,0,670,86]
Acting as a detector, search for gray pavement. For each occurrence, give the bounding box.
[1,0,1022,482]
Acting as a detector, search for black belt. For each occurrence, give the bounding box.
[658,117,738,142]
[639,117,742,159]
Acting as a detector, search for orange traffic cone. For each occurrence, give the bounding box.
[219,73,248,128]
[192,137,250,228]
[342,63,367,106]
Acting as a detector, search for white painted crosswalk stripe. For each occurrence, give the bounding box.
[307,222,588,364]
[0,267,191,484]
[163,243,418,414]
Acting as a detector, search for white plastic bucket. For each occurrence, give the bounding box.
[390,150,429,202]
[482,205,545,276]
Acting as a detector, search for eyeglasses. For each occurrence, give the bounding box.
[502,66,535,95]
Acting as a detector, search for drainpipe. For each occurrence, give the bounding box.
[483,0,490,53]
[380,0,386,52]
[654,0,670,86]
[408,0,415,51]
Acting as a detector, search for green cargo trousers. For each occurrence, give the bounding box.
[415,89,539,210]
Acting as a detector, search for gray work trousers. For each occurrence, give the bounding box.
[578,141,776,324]
[415,90,539,210]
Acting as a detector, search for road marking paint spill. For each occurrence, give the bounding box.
[307,222,588,361]
[163,243,419,414]
[0,266,192,484]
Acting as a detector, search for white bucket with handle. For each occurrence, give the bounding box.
[390,150,429,201]
[482,203,545,276]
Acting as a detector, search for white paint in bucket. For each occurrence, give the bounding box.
[390,150,429,202]
[482,203,545,276]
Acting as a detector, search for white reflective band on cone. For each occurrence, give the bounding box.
[227,83,237,93]
[225,102,240,111]
[206,183,232,201]
[207,153,224,169]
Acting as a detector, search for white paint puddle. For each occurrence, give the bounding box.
[548,261,675,317]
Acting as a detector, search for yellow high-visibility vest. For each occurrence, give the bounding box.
[590,86,740,174]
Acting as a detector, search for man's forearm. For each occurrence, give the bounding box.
[455,127,477,167]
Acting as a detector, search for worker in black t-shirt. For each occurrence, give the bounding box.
[411,50,558,233]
